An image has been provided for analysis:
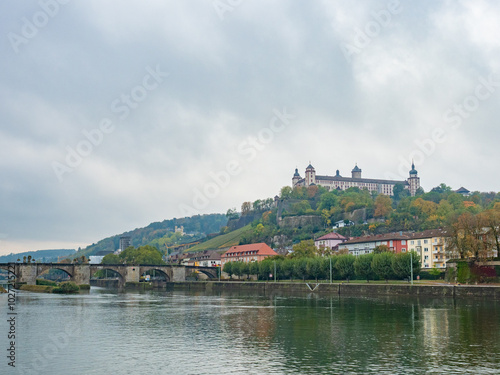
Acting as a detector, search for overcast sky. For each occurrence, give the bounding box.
[1,0,499,255]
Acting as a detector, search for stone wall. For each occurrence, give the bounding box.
[165,281,500,300]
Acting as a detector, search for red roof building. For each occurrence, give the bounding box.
[221,243,278,265]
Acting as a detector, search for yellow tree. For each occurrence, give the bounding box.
[374,194,393,218]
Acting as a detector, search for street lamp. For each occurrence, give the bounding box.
[274,261,277,283]
[410,252,413,285]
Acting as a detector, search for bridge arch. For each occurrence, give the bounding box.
[139,266,170,281]
[89,265,126,283]
[36,266,72,282]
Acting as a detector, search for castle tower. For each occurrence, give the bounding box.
[292,168,301,187]
[351,164,362,179]
[408,161,420,196]
[305,163,316,186]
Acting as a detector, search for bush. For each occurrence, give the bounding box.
[36,279,57,286]
[52,281,80,294]
[456,262,471,284]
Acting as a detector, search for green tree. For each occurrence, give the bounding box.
[306,257,323,282]
[335,254,356,281]
[240,262,250,279]
[392,252,420,280]
[223,262,233,278]
[249,261,259,277]
[293,258,308,281]
[281,258,294,281]
[354,253,375,282]
[372,252,395,282]
[259,260,273,280]
[231,261,243,280]
[373,245,390,254]
[101,254,121,264]
[226,208,239,220]
[290,240,317,258]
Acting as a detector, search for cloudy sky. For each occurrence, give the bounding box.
[1,0,499,255]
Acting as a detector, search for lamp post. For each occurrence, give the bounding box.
[330,257,332,284]
[410,252,413,285]
[274,261,277,283]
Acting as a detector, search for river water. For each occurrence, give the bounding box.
[1,287,499,374]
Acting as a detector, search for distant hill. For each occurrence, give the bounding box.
[0,249,76,263]
[75,213,227,257]
[187,224,253,252]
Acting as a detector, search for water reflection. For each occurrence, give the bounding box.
[0,288,499,374]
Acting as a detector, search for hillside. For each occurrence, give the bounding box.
[74,213,227,257]
[0,249,76,263]
[187,224,253,252]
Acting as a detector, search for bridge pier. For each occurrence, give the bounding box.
[172,267,187,282]
[125,266,140,283]
[18,264,37,285]
[73,265,90,285]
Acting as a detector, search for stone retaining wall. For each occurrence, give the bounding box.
[165,281,500,299]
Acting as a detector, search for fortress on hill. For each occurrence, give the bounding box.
[292,162,420,197]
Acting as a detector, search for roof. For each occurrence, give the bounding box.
[293,168,301,177]
[342,232,410,245]
[316,175,408,185]
[455,187,470,194]
[222,243,277,257]
[408,229,448,240]
[352,164,361,172]
[409,162,418,175]
[306,163,315,170]
[315,232,348,241]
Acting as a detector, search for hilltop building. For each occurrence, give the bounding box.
[292,162,420,196]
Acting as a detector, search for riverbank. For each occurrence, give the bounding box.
[162,281,500,299]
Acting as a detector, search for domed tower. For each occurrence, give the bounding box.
[408,161,420,196]
[292,168,301,187]
[305,163,316,186]
[351,164,362,179]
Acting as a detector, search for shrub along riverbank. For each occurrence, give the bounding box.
[19,280,89,294]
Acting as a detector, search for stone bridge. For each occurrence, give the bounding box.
[0,263,219,287]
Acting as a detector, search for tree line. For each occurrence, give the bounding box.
[222,250,421,283]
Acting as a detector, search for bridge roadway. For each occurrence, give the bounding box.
[0,263,218,286]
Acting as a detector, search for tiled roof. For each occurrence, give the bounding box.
[408,229,449,240]
[342,232,410,245]
[222,243,277,257]
[315,232,348,241]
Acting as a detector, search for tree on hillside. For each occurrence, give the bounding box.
[280,186,292,199]
[374,194,393,218]
[372,252,395,282]
[241,202,252,216]
[226,208,239,220]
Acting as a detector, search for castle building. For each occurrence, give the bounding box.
[292,162,420,196]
